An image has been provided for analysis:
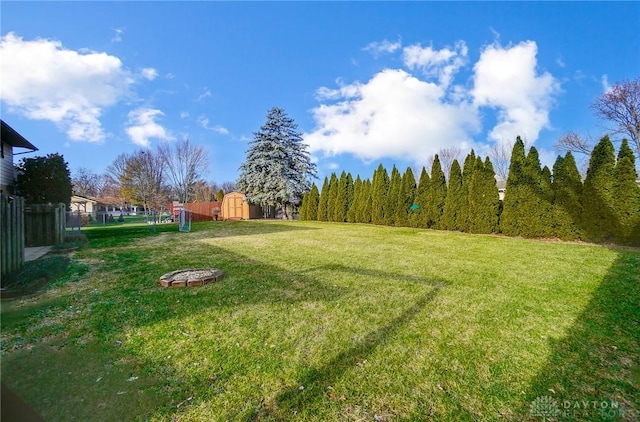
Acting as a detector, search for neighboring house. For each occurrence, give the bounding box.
[70,195,98,216]
[94,196,139,216]
[0,120,38,194]
[497,180,506,201]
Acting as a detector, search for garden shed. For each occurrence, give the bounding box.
[221,192,264,220]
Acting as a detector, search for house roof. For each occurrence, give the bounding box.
[1,120,38,152]
[71,195,98,204]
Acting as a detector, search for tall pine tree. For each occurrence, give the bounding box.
[302,183,320,221]
[237,107,316,218]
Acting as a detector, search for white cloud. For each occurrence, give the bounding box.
[305,69,479,166]
[112,28,124,43]
[472,41,560,145]
[180,111,190,119]
[165,72,176,79]
[141,67,158,81]
[307,39,559,166]
[363,38,402,57]
[196,88,212,102]
[402,41,468,86]
[126,108,173,147]
[198,116,229,135]
[601,74,611,92]
[0,32,134,142]
[326,162,339,170]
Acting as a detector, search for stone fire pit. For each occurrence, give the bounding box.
[159,268,224,288]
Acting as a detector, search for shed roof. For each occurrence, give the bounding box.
[1,120,38,152]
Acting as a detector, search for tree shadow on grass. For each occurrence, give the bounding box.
[253,276,447,419]
[521,251,640,421]
[2,225,448,421]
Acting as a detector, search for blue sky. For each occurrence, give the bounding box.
[1,2,639,186]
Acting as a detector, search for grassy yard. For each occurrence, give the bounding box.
[1,220,638,421]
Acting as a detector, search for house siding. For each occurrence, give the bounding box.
[0,141,15,193]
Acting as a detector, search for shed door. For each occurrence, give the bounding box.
[229,195,244,219]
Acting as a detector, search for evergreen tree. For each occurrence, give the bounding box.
[303,183,320,221]
[410,167,430,228]
[316,176,330,221]
[613,139,640,244]
[458,150,477,232]
[538,165,555,237]
[216,189,225,202]
[384,166,402,225]
[500,137,527,236]
[395,167,416,227]
[334,171,353,222]
[426,155,447,229]
[582,136,616,242]
[441,159,463,231]
[371,164,389,225]
[551,152,583,240]
[360,179,373,223]
[519,146,549,237]
[15,153,73,207]
[347,176,363,223]
[237,107,317,218]
[326,172,339,222]
[468,157,499,234]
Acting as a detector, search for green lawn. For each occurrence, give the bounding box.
[1,221,638,421]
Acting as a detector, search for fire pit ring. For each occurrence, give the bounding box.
[159,268,224,288]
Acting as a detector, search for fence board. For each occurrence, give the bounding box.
[24,203,66,247]
[184,202,222,222]
[1,193,25,277]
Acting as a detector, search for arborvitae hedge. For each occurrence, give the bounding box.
[326,172,339,222]
[500,137,526,236]
[395,167,416,227]
[613,139,640,244]
[347,176,362,223]
[458,150,477,232]
[303,183,319,221]
[384,166,402,226]
[441,159,463,231]
[551,152,582,240]
[360,179,373,223]
[582,136,616,243]
[468,157,499,234]
[316,176,330,221]
[410,167,430,228]
[427,155,447,229]
[309,134,637,245]
[371,164,389,225]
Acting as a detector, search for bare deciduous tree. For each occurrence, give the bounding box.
[72,167,104,197]
[554,131,594,156]
[121,149,166,214]
[221,181,236,193]
[591,77,640,156]
[438,147,461,179]
[488,142,513,181]
[159,138,209,204]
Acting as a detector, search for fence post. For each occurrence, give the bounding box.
[1,194,25,278]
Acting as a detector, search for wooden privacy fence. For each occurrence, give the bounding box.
[1,193,25,277]
[24,203,66,247]
[184,202,222,222]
